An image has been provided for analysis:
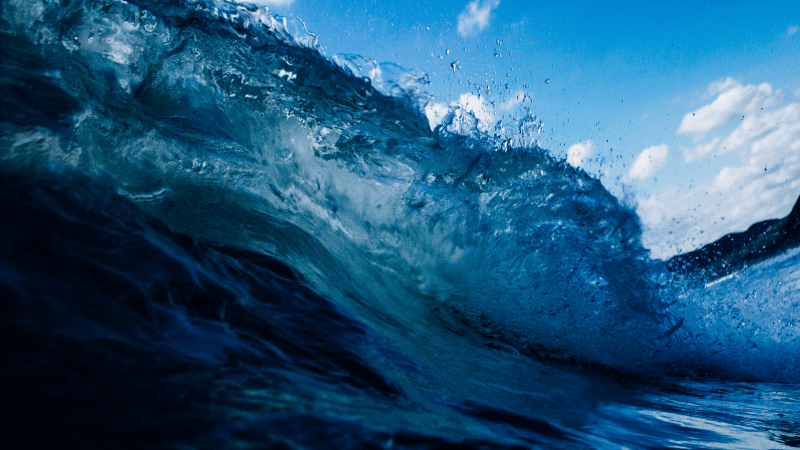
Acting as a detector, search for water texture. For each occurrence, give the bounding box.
[2,0,800,448]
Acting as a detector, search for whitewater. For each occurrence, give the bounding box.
[2,0,800,448]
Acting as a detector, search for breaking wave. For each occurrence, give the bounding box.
[3,0,800,447]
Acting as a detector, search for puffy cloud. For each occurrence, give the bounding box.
[723,104,800,154]
[682,103,800,161]
[629,144,669,180]
[638,80,800,258]
[566,140,594,169]
[638,158,800,259]
[497,90,529,112]
[457,0,501,37]
[677,78,779,136]
[680,137,720,162]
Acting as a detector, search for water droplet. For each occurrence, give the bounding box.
[544,78,550,84]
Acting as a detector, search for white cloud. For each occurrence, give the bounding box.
[683,103,800,161]
[566,140,594,169]
[680,137,720,162]
[788,25,799,36]
[677,78,779,136]
[639,157,800,259]
[629,144,669,180]
[457,0,501,37]
[707,77,738,96]
[638,79,800,258]
[722,104,800,154]
[497,90,529,112]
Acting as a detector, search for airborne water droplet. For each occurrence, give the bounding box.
[545,78,550,84]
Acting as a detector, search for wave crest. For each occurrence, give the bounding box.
[2,0,800,381]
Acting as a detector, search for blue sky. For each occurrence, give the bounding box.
[240,0,800,257]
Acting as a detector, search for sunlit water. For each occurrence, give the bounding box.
[2,0,799,448]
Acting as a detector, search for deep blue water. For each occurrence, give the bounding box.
[2,0,800,448]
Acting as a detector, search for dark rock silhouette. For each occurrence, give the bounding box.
[666,195,800,280]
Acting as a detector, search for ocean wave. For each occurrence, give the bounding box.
[2,0,799,386]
